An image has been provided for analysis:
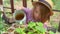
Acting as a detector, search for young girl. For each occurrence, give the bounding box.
[16,1,53,28]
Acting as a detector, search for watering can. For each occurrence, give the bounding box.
[13,10,26,24]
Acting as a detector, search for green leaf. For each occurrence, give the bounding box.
[35,26,46,33]
[36,22,43,27]
[49,31,55,34]
[15,28,25,34]
[0,24,4,29]
[0,11,2,21]
[28,21,36,28]
[52,0,56,4]
[28,32,33,34]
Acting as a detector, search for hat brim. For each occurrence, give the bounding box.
[32,1,53,16]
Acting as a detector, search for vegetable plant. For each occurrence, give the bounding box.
[15,21,55,34]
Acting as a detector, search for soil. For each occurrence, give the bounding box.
[20,25,25,28]
[15,13,24,20]
[14,31,19,34]
[7,28,14,32]
[13,24,19,28]
[3,33,8,34]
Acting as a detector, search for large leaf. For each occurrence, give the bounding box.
[36,22,43,27]
[0,11,2,21]
[28,21,36,28]
[15,28,25,34]
[35,26,46,33]
[0,21,4,30]
[49,31,55,34]
[0,24,4,29]
[28,32,33,34]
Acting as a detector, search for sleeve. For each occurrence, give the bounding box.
[23,7,31,13]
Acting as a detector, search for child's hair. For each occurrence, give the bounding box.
[32,1,53,23]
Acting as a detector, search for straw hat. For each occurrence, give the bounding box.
[32,1,53,16]
[45,0,54,8]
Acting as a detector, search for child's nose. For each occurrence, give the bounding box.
[36,15,39,17]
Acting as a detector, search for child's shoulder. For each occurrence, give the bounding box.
[23,7,31,11]
[23,7,32,13]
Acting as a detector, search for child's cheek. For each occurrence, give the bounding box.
[34,13,37,18]
[34,13,38,18]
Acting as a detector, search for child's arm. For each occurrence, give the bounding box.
[16,6,31,13]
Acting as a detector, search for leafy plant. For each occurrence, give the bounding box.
[49,31,55,34]
[28,21,36,28]
[0,23,4,30]
[0,11,4,31]
[0,11,2,21]
[15,21,55,34]
[15,22,46,34]
[15,28,26,34]
[0,11,9,32]
[27,22,46,34]
[0,21,8,32]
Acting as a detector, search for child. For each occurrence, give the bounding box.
[16,1,53,28]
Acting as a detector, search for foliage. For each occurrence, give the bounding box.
[27,22,46,34]
[0,11,9,32]
[0,22,4,31]
[52,0,60,10]
[52,0,56,5]
[0,11,2,20]
[15,21,54,34]
[0,11,3,31]
[49,31,55,34]
[15,28,26,34]
[0,21,9,32]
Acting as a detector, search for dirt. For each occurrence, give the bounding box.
[15,13,24,20]
[3,33,8,34]
[20,25,25,28]
[13,24,19,28]
[7,28,14,32]
[14,31,19,34]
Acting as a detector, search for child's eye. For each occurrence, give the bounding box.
[35,11,38,13]
[35,11,39,14]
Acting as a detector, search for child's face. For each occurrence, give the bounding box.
[33,6,41,20]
